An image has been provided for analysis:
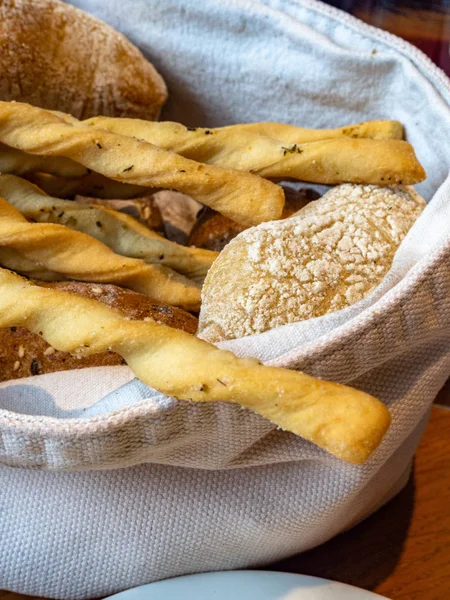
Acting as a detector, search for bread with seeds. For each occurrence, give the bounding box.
[0,282,198,382]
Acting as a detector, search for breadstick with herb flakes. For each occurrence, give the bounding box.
[0,143,87,178]
[0,175,217,282]
[0,102,284,226]
[85,117,424,185]
[0,197,200,311]
[24,172,148,199]
[0,267,391,464]
[220,119,404,143]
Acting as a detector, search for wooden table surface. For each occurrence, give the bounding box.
[273,403,450,600]
[1,403,449,600]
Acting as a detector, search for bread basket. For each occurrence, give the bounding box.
[1,0,450,597]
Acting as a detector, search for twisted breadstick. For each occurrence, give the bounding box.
[0,197,200,310]
[0,143,87,178]
[0,102,284,226]
[220,119,404,143]
[0,248,58,280]
[0,175,218,282]
[25,172,148,199]
[2,109,145,197]
[85,117,425,185]
[0,268,391,464]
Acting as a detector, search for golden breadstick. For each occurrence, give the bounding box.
[0,197,200,311]
[25,172,148,199]
[0,248,59,280]
[0,102,284,226]
[220,119,404,143]
[0,175,217,282]
[0,143,87,178]
[0,267,391,464]
[11,111,148,197]
[85,117,424,185]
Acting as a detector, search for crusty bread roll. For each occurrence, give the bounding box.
[188,187,320,252]
[188,209,247,253]
[0,0,167,120]
[0,282,197,382]
[199,184,426,342]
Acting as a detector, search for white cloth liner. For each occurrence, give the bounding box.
[1,0,450,597]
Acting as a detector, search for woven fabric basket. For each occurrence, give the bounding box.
[1,0,450,598]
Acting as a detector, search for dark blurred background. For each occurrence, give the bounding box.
[324,0,450,75]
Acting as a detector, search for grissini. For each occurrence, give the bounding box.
[84,116,425,185]
[0,175,218,282]
[0,267,391,464]
[219,119,404,143]
[0,197,201,311]
[0,281,198,382]
[74,195,166,234]
[0,102,284,226]
[0,143,87,178]
[24,172,148,200]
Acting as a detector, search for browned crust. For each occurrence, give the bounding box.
[188,187,320,252]
[188,208,247,252]
[0,0,167,120]
[0,282,197,382]
[42,282,198,331]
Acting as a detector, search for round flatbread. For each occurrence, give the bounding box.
[199,184,426,341]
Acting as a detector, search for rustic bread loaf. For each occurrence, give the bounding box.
[0,0,167,120]
[0,282,197,382]
[199,184,426,342]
